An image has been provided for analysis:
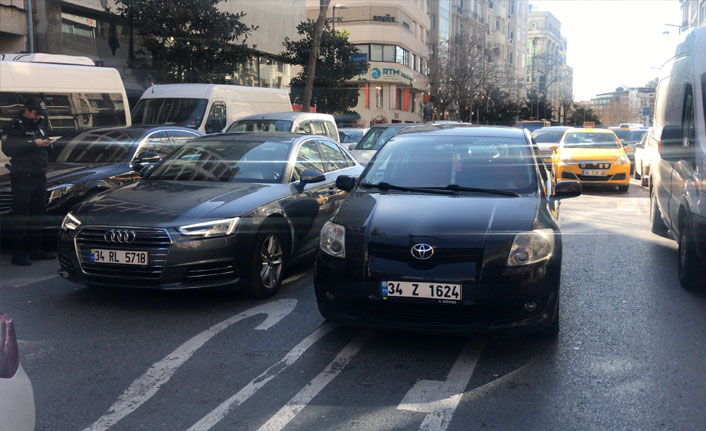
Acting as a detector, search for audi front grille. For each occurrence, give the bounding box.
[76,227,171,284]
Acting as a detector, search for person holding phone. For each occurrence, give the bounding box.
[1,97,55,266]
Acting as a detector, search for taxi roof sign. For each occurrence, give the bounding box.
[583,121,596,127]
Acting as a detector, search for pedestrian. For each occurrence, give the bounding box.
[1,97,55,266]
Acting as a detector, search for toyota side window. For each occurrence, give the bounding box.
[204,102,226,134]
[682,85,696,164]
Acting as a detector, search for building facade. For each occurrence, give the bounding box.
[308,0,430,124]
[590,86,654,126]
[681,0,706,30]
[0,0,305,102]
[527,9,573,123]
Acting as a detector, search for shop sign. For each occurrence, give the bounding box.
[356,63,413,85]
[373,14,396,23]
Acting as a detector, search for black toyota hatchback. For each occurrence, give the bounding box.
[58,133,361,297]
[315,126,581,336]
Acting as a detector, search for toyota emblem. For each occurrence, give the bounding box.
[411,243,434,260]
[104,229,136,244]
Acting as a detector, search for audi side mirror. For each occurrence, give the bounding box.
[299,169,326,186]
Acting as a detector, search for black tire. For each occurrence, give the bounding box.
[633,165,640,179]
[244,224,287,298]
[650,188,669,237]
[618,184,629,192]
[678,221,704,290]
[640,168,649,187]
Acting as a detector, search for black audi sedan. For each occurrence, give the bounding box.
[57,133,362,297]
[315,126,581,336]
[0,126,202,232]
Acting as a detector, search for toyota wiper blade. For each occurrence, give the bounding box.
[359,182,453,195]
[418,184,521,197]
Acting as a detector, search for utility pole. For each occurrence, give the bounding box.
[26,0,34,53]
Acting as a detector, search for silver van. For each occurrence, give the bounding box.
[649,26,706,289]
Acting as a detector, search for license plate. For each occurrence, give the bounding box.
[89,249,148,265]
[582,169,607,176]
[381,280,462,302]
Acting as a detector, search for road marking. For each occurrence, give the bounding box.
[1,274,58,288]
[398,338,485,431]
[82,298,297,431]
[186,322,337,431]
[257,330,374,431]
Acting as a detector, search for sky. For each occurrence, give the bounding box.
[529,0,684,101]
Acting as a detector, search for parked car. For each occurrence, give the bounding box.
[0,126,202,233]
[349,124,421,165]
[649,26,706,290]
[623,128,649,173]
[338,128,368,145]
[551,128,631,191]
[633,127,655,186]
[131,84,292,134]
[315,126,581,336]
[0,314,35,431]
[57,133,362,297]
[531,126,570,169]
[514,120,551,132]
[608,126,630,143]
[225,112,340,143]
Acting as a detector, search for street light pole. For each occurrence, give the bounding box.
[332,4,348,33]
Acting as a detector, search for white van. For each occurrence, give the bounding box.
[0,59,131,136]
[132,84,292,134]
[649,25,706,289]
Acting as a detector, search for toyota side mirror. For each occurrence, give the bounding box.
[335,175,356,192]
[550,145,558,152]
[554,180,581,199]
[625,146,633,152]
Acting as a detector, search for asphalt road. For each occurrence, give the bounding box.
[2,178,706,431]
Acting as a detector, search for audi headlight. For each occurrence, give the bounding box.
[507,229,554,267]
[320,221,345,258]
[178,218,239,238]
[61,212,81,231]
[48,184,74,202]
[559,154,575,165]
[614,154,630,166]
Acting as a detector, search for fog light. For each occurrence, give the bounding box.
[326,292,335,301]
[524,302,537,313]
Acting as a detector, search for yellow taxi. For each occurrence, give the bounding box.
[551,128,632,191]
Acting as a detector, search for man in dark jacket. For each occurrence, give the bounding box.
[1,97,55,265]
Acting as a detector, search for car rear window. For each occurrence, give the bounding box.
[611,129,629,140]
[533,129,566,143]
[226,120,292,133]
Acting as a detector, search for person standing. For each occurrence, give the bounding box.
[1,97,55,266]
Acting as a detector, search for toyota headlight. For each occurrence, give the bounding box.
[320,221,345,258]
[178,218,239,238]
[61,212,81,231]
[614,154,630,166]
[48,184,74,202]
[507,229,554,267]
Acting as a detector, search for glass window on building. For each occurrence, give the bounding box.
[411,92,416,113]
[376,85,384,109]
[396,88,403,111]
[355,44,370,59]
[371,44,383,62]
[61,12,97,49]
[396,46,409,67]
[383,45,396,62]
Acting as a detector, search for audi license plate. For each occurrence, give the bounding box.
[381,280,462,302]
[90,249,148,265]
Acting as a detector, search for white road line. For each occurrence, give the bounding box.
[1,274,58,288]
[257,330,374,431]
[186,323,337,431]
[398,338,485,431]
[82,298,297,431]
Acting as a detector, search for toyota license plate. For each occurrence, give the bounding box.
[381,280,462,302]
[90,249,148,265]
[582,169,607,176]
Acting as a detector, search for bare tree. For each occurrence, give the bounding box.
[302,0,331,112]
[598,99,637,126]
